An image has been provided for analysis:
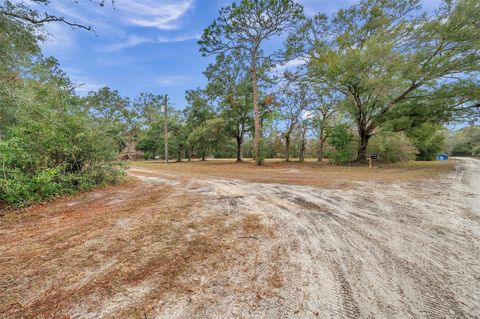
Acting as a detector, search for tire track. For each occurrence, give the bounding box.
[126,158,480,318]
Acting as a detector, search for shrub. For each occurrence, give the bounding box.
[326,125,356,164]
[0,116,125,207]
[368,132,418,163]
[407,123,447,160]
[449,125,480,156]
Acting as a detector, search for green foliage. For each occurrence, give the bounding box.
[0,14,39,72]
[0,19,124,206]
[187,118,226,159]
[204,51,253,161]
[368,132,418,163]
[407,123,447,160]
[449,125,480,156]
[199,0,305,165]
[198,0,304,57]
[1,0,475,210]
[137,109,187,160]
[291,0,480,160]
[0,130,124,206]
[326,125,356,164]
[84,87,136,152]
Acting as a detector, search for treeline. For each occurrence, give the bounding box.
[449,126,480,156]
[1,0,479,206]
[136,0,479,165]
[135,0,479,164]
[0,12,125,206]
[194,0,479,165]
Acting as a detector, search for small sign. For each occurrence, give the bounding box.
[369,154,380,160]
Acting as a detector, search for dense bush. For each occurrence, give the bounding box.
[326,125,356,164]
[0,58,125,207]
[368,132,418,163]
[0,116,125,207]
[406,123,447,161]
[449,126,480,156]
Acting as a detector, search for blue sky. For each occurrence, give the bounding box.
[40,0,442,109]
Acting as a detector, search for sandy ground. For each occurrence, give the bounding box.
[129,158,454,189]
[1,158,479,318]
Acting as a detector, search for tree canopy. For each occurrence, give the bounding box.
[289,0,480,161]
[199,0,305,165]
[1,0,479,207]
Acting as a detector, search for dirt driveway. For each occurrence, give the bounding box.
[1,158,479,318]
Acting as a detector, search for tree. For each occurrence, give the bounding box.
[277,73,311,161]
[187,118,226,161]
[449,125,480,156]
[0,57,123,206]
[327,124,355,164]
[0,0,112,31]
[84,87,132,153]
[204,51,252,162]
[367,131,418,162]
[199,0,304,165]
[184,88,215,160]
[0,14,40,132]
[407,123,447,160]
[296,117,309,162]
[169,116,188,162]
[0,12,124,207]
[133,92,165,126]
[137,108,186,161]
[311,86,337,161]
[291,0,480,162]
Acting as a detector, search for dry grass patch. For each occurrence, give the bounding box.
[0,179,276,319]
[129,158,455,189]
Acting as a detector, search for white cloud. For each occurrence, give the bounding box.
[156,33,201,43]
[155,76,192,87]
[115,0,193,30]
[102,35,151,51]
[41,0,195,52]
[275,58,307,72]
[50,0,193,32]
[102,33,200,52]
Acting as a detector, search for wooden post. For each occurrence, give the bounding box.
[369,156,372,169]
[164,95,168,163]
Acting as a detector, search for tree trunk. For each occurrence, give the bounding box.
[201,155,206,161]
[299,140,305,162]
[299,129,306,163]
[358,128,371,163]
[317,140,325,162]
[285,134,290,162]
[188,148,192,161]
[177,149,182,162]
[318,132,325,162]
[251,53,263,165]
[236,136,243,162]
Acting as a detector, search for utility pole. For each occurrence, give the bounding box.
[164,94,168,163]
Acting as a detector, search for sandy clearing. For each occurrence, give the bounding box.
[1,158,479,318]
[129,159,454,189]
[128,158,480,318]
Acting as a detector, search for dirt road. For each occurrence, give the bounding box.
[1,158,479,318]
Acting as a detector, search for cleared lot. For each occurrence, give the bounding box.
[1,158,479,318]
[129,158,454,188]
